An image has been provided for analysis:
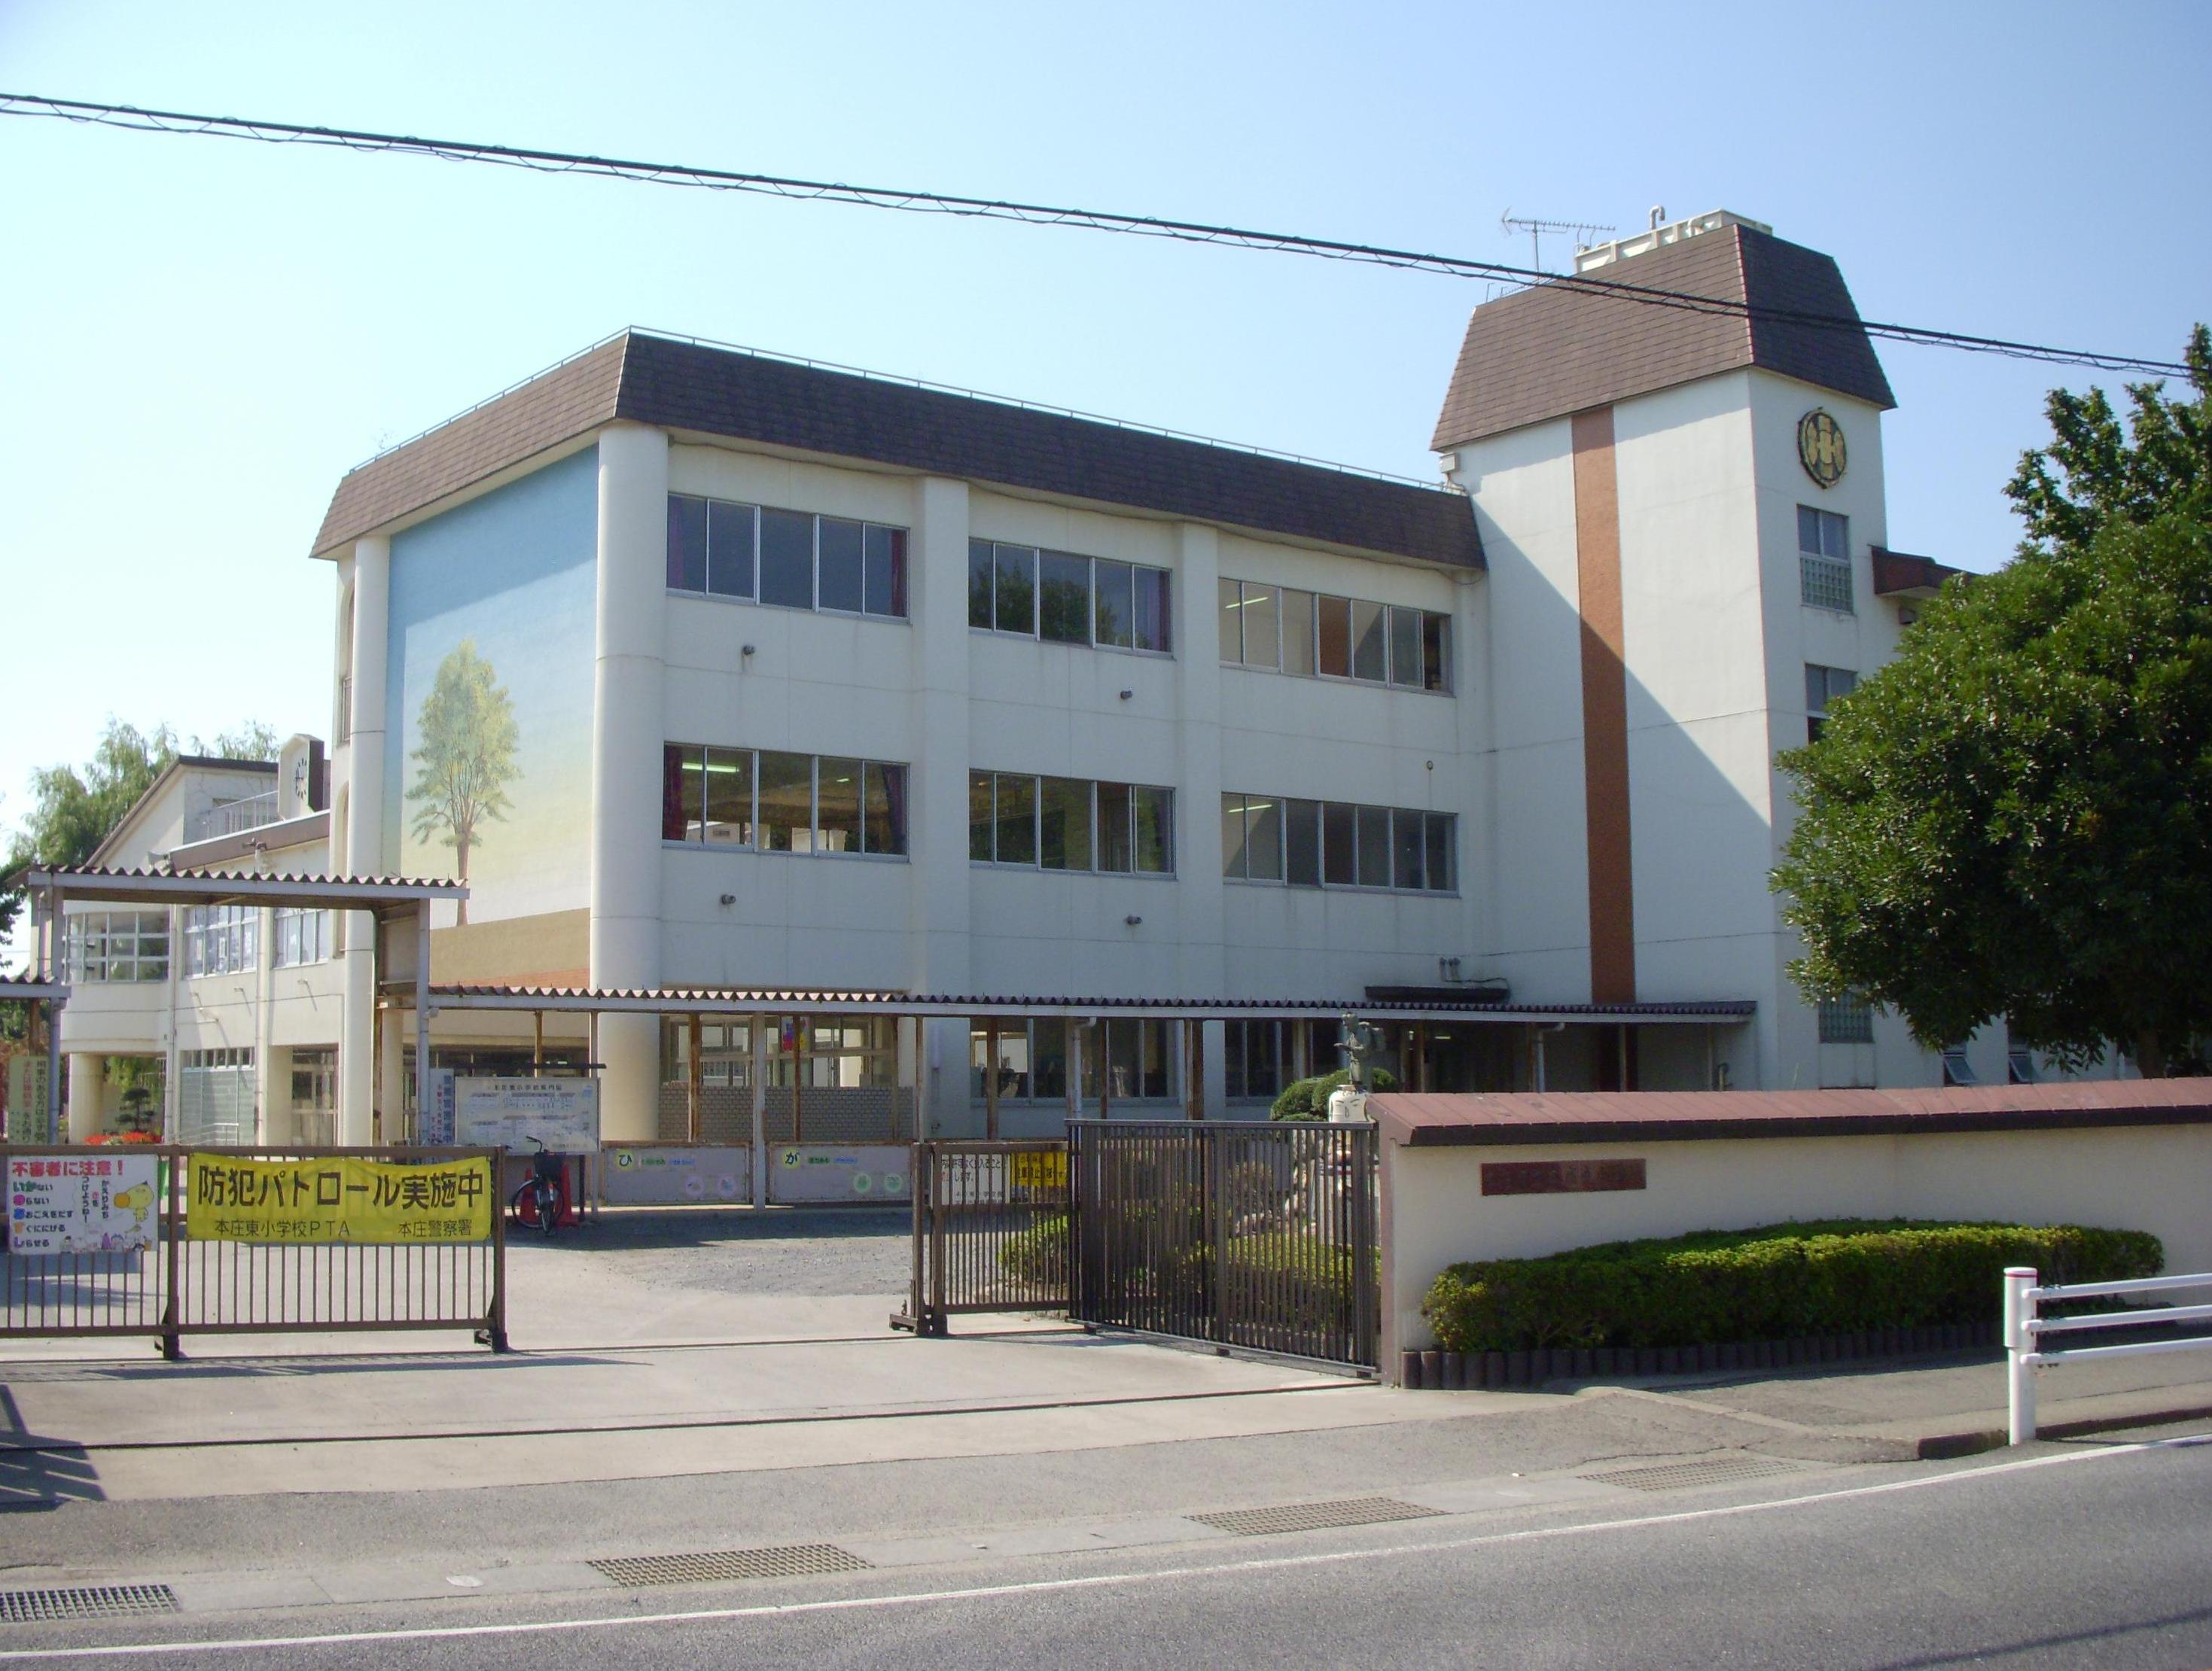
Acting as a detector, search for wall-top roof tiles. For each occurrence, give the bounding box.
[1430,224,1897,452]
[313,332,1482,569]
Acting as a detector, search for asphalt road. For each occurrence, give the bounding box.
[8,1432,2208,1669]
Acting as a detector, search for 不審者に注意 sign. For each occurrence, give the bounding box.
[7,1152,158,1253]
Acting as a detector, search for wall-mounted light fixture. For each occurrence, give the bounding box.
[741,644,757,660]
[1119,689,1134,702]
[1897,607,1918,626]
[718,893,736,906]
[1124,914,1142,927]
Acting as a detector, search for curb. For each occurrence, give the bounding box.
[1915,1401,2212,1459]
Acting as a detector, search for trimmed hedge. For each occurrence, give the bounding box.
[1270,1067,1397,1122]
[1422,1219,2162,1354]
[998,1213,1070,1287]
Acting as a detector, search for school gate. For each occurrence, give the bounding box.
[897,1120,1379,1372]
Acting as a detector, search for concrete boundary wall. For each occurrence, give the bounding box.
[1382,1119,2212,1361]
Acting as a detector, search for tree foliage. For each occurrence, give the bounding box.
[407,641,519,925]
[1775,333,2212,1075]
[2006,323,2209,551]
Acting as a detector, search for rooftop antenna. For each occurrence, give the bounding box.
[1500,208,1616,274]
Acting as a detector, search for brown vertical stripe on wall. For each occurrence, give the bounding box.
[1571,406,1637,1005]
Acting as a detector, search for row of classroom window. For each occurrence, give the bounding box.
[663,1015,1335,1103]
[663,745,1455,896]
[64,908,334,984]
[667,493,1452,690]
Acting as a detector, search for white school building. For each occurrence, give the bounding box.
[35,210,2122,1150]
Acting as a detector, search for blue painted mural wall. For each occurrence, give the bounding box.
[384,445,598,925]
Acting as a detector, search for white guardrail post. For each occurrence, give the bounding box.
[2003,1266,2039,1445]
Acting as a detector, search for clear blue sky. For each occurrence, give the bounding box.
[2,0,2205,870]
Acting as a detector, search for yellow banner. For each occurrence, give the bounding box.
[1009,1150,1068,1189]
[187,1155,492,1244]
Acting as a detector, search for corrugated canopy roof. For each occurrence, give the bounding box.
[1431,222,1896,452]
[23,865,465,915]
[420,983,1754,1023]
[315,330,1483,570]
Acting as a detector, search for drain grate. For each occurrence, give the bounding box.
[0,1584,179,1625]
[588,1545,873,1587]
[1190,1497,1443,1537]
[1582,1456,1799,1493]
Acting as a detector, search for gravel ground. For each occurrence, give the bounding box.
[519,1207,913,1297]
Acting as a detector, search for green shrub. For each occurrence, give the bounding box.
[1421,1219,2162,1353]
[998,1213,1069,1287]
[1270,1067,1398,1122]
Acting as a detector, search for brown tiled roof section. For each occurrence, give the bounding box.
[1871,547,1967,597]
[312,338,629,555]
[1430,225,1895,452]
[314,332,1481,568]
[1373,1079,2212,1147]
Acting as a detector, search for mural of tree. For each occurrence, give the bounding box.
[407,640,519,924]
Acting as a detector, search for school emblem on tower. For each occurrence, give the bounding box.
[1797,409,1847,488]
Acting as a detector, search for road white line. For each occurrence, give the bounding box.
[3,1434,2203,1662]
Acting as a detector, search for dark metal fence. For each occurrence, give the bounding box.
[1070,1121,1379,1371]
[892,1141,1070,1336]
[1,1146,507,1358]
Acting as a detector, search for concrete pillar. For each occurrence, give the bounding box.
[906,476,973,1137]
[1173,524,1227,1119]
[253,907,278,1143]
[340,537,390,1144]
[590,425,669,1142]
[66,1052,103,1143]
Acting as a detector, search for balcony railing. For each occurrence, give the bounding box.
[187,790,281,843]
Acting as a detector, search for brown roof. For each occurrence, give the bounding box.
[1871,546,1967,598]
[1430,224,1897,452]
[1373,1079,2212,1147]
[314,331,1482,569]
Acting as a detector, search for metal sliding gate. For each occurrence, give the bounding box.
[898,1124,1379,1372]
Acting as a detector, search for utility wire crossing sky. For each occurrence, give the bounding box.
[0,91,2189,381]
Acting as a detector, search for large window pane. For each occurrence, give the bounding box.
[1357,805,1391,886]
[1040,776,1092,869]
[1422,611,1451,692]
[1094,559,1135,649]
[1039,551,1090,644]
[760,509,815,608]
[816,756,863,854]
[1096,781,1133,872]
[1138,1020,1168,1097]
[1220,794,1249,880]
[1392,808,1425,889]
[757,750,812,851]
[667,495,708,592]
[862,526,907,617]
[1244,796,1283,881]
[1317,595,1352,677]
[994,773,1037,866]
[1134,786,1172,873]
[704,747,754,845]
[1388,607,1422,687]
[1218,578,1243,663]
[995,544,1036,634]
[816,518,865,613]
[1351,599,1388,681]
[1322,801,1357,885]
[1281,588,1315,676]
[1285,798,1321,886]
[968,538,995,629]
[1031,1018,1069,1100]
[663,744,702,842]
[1133,566,1172,652]
[969,770,994,861]
[1240,585,1279,668]
[864,762,906,856]
[1797,504,1821,555]
[1424,811,1454,892]
[706,500,755,598]
[1105,1018,1141,1100]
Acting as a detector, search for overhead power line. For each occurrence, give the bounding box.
[0,91,2189,380]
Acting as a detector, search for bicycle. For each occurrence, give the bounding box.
[509,1137,568,1236]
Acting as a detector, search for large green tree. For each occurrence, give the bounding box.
[1775,330,2212,1076]
[407,641,519,924]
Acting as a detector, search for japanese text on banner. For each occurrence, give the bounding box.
[185,1155,491,1243]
